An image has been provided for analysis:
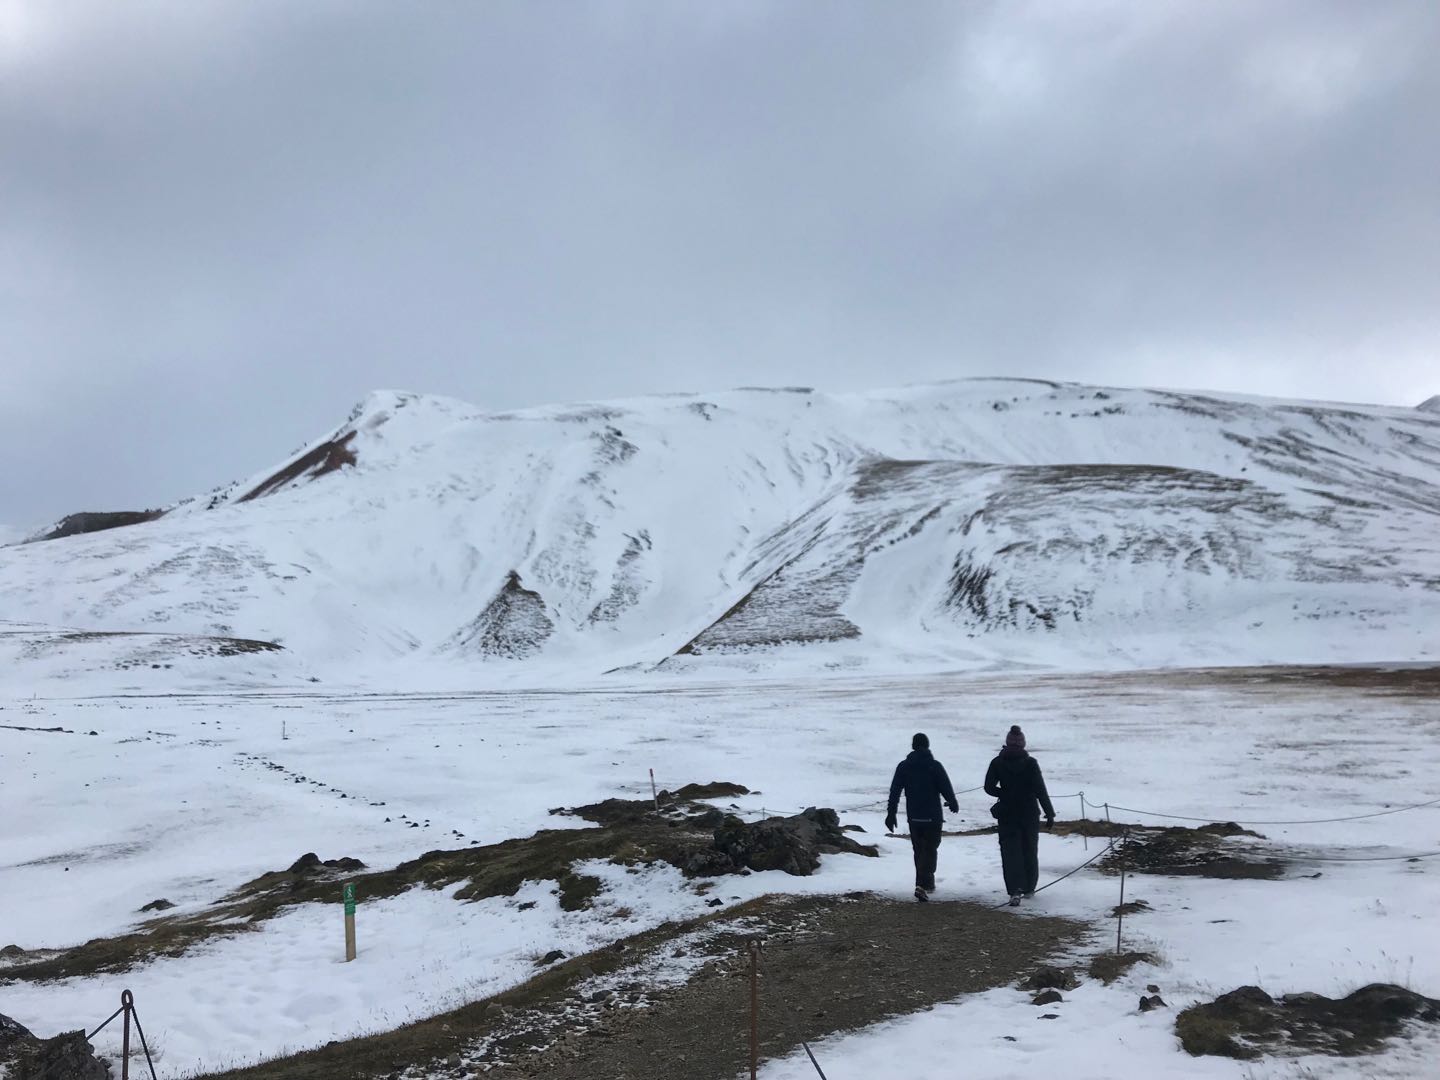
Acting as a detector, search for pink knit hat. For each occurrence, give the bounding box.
[1004,725,1026,750]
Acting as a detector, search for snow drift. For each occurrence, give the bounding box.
[3,379,1438,685]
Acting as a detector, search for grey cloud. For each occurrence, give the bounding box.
[1,0,1436,525]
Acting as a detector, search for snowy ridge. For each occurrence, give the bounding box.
[2,378,1439,687]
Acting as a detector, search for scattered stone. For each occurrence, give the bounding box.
[1038,1013,1060,1020]
[1022,965,1079,991]
[1177,983,1440,1060]
[539,950,566,966]
[139,899,175,913]
[1147,984,1160,994]
[1031,990,1063,1006]
[1140,995,1167,1012]
[1111,899,1150,917]
[0,945,25,959]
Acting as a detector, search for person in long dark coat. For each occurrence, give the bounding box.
[983,725,1055,905]
[886,732,959,902]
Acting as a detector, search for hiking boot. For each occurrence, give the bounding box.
[1022,891,1035,899]
[1008,894,1022,907]
[914,886,929,902]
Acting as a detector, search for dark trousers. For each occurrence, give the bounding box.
[997,817,1040,895]
[909,821,942,890]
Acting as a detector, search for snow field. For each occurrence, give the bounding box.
[2,667,1438,1077]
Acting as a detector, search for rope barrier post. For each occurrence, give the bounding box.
[125,990,160,1080]
[120,990,132,1080]
[748,938,760,1080]
[343,882,358,962]
[1115,827,1130,955]
[801,1040,831,1079]
[1080,791,1087,851]
[649,768,659,812]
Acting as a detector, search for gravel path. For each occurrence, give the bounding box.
[488,894,1082,1080]
[201,893,1085,1080]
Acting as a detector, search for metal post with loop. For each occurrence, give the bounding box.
[748,938,760,1080]
[1115,826,1131,954]
[120,991,131,1080]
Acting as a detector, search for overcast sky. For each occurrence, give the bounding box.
[2,0,1437,525]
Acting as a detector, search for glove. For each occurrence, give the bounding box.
[884,815,898,833]
[946,800,959,814]
[1043,817,1054,832]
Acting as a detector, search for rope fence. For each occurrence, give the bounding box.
[1096,794,1440,827]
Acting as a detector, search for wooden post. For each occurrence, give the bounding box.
[282,719,288,741]
[121,990,132,1080]
[343,883,357,961]
[1115,827,1130,954]
[748,939,760,1080]
[1079,791,1087,851]
[649,768,659,812]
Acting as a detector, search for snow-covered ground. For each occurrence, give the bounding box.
[2,667,1437,1077]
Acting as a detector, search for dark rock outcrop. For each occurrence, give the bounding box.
[452,571,555,658]
[1177,983,1440,1059]
[1022,965,1079,991]
[0,1012,110,1080]
[709,807,877,876]
[288,853,367,874]
[32,510,165,542]
[239,430,358,502]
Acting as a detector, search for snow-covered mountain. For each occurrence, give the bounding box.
[3,379,1439,686]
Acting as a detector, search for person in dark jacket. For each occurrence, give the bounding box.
[983,725,1055,906]
[886,732,959,902]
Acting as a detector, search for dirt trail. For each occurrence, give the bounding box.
[200,893,1085,1080]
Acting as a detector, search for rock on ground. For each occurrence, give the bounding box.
[0,1012,110,1080]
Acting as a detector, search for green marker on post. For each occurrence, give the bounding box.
[343,883,358,961]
